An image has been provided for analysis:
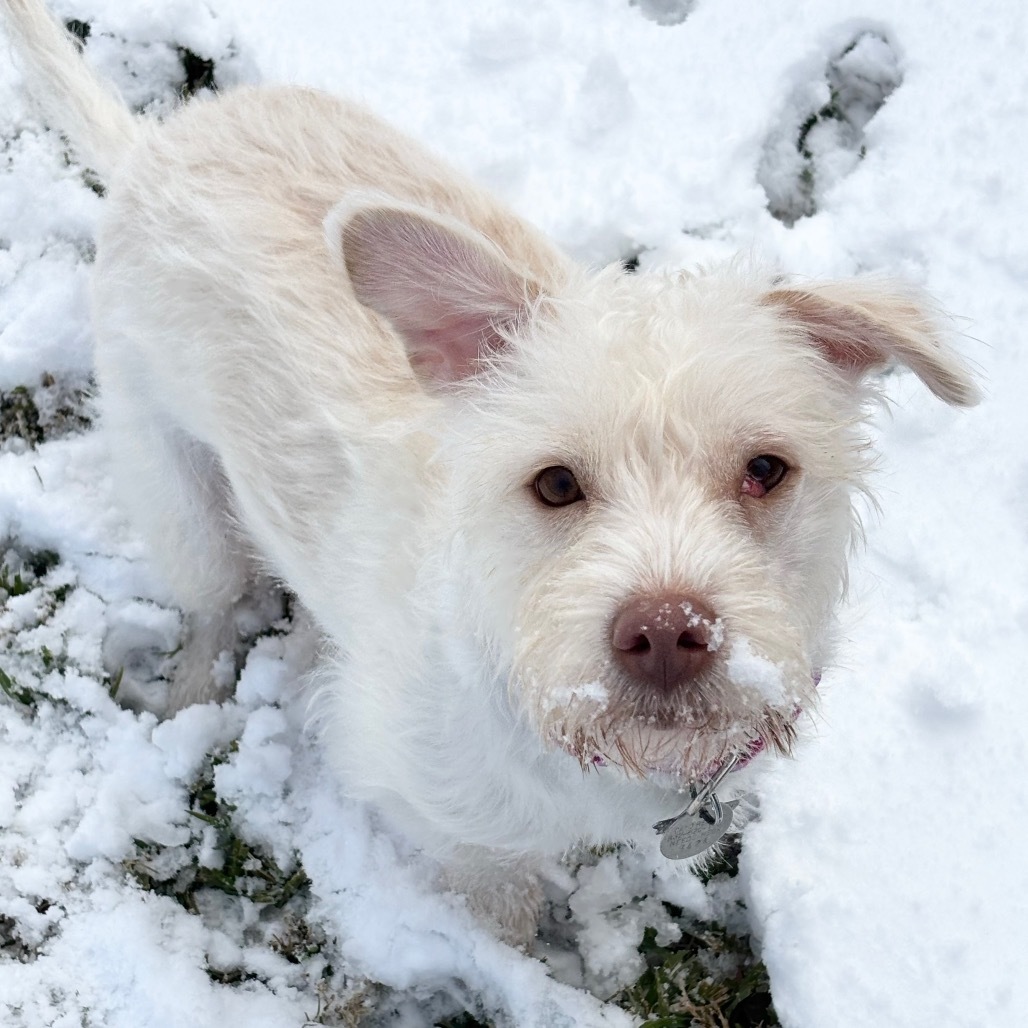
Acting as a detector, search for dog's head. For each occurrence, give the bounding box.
[328,198,979,782]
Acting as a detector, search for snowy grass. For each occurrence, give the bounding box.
[0,541,99,701]
[611,846,778,1028]
[617,924,776,1027]
[0,374,92,450]
[0,527,370,1021]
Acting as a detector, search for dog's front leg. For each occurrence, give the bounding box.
[167,602,255,713]
[441,847,545,948]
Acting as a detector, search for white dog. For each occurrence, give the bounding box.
[3,0,978,940]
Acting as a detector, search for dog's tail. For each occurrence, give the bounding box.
[1,0,138,178]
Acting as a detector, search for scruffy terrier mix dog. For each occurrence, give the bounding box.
[4,0,978,940]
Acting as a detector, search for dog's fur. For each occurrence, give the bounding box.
[3,0,979,940]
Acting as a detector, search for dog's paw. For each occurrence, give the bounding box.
[758,31,902,226]
[163,611,239,714]
[102,599,181,714]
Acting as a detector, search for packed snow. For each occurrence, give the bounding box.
[725,640,787,705]
[2,0,1027,1025]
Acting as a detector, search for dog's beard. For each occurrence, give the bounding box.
[506,533,824,780]
[546,697,801,779]
[514,651,814,780]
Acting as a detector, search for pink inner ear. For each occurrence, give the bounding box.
[407,315,511,381]
[765,288,891,372]
[763,284,980,407]
[340,204,536,386]
[812,331,885,371]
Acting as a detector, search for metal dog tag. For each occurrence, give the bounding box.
[656,796,738,860]
[653,752,741,860]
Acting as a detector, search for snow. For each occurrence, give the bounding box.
[725,639,786,704]
[2,0,1027,1025]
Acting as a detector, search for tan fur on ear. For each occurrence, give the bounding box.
[765,281,981,407]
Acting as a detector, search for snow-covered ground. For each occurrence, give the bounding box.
[1,0,1026,1025]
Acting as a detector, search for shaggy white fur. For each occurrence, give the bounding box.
[2,0,979,940]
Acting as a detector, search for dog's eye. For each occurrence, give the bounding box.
[534,466,584,507]
[742,455,789,498]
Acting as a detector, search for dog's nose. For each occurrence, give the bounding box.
[610,594,719,693]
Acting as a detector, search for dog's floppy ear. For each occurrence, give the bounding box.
[763,280,981,406]
[327,196,540,385]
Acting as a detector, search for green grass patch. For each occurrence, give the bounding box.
[126,746,311,911]
[614,838,777,1028]
[0,544,80,710]
[123,747,376,1024]
[0,374,92,450]
[616,918,777,1028]
[0,385,44,448]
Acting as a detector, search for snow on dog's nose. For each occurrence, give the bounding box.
[610,594,723,697]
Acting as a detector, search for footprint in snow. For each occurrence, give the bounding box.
[758,31,903,227]
[629,0,696,27]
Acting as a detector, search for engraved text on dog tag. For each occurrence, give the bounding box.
[653,752,741,859]
[657,798,738,860]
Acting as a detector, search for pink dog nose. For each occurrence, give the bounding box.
[611,594,719,694]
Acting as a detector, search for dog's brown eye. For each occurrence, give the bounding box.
[742,455,788,498]
[534,466,584,507]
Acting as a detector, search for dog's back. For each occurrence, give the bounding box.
[2,3,573,706]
